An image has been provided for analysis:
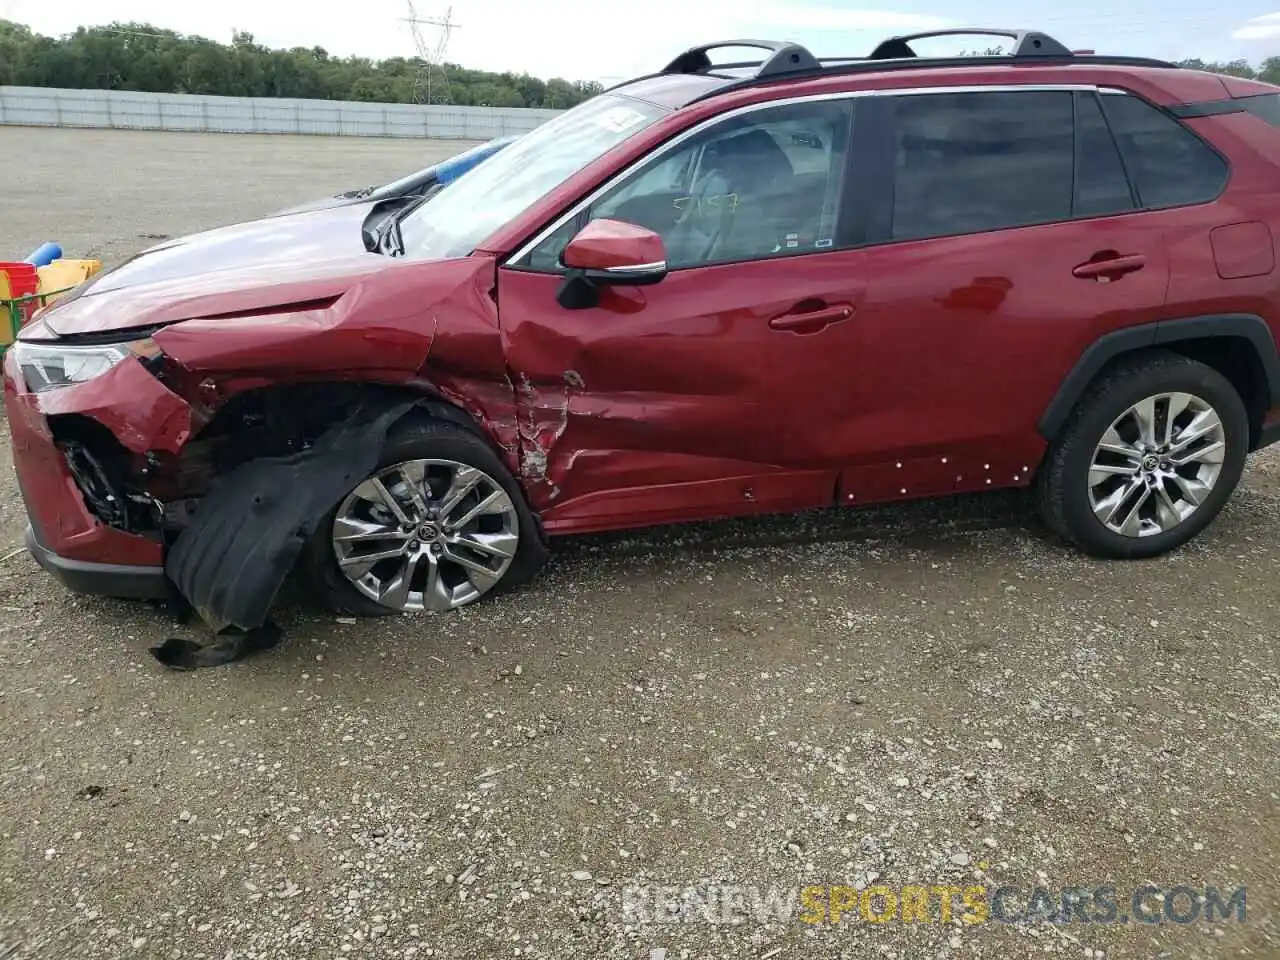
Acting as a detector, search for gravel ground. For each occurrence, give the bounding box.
[0,126,1278,960]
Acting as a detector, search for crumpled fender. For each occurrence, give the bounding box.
[148,256,498,377]
[27,255,534,637]
[37,355,191,454]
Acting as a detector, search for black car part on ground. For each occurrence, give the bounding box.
[150,621,284,670]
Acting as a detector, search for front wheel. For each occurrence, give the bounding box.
[302,416,548,617]
[1035,352,1249,559]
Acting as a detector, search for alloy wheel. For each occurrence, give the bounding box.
[1087,391,1227,538]
[330,458,520,612]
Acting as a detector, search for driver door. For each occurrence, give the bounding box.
[496,96,877,535]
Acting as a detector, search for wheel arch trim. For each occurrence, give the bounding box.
[1037,314,1280,441]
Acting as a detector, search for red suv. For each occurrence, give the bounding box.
[9,28,1280,633]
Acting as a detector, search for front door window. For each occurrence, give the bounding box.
[521,99,854,271]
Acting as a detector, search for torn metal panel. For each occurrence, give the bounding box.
[37,355,192,455]
[430,377,522,469]
[512,372,578,500]
[164,400,419,633]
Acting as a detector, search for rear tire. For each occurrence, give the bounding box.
[1035,351,1248,559]
[300,415,548,618]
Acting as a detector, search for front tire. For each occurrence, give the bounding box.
[1035,351,1249,559]
[301,415,548,617]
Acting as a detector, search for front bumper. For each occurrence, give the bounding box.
[24,523,169,600]
[3,344,171,577]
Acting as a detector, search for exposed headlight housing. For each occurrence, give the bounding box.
[12,338,159,394]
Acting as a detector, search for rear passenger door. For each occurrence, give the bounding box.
[834,86,1177,500]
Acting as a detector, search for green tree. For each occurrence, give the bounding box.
[0,18,601,108]
[1176,57,1260,78]
[6,20,1280,111]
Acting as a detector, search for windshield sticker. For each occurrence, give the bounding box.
[596,106,648,133]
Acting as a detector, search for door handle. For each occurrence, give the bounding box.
[768,302,855,334]
[1073,254,1146,281]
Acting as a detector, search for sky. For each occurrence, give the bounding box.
[3,0,1280,84]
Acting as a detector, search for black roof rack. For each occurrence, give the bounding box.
[867,27,1075,60]
[662,40,822,79]
[645,28,1180,105]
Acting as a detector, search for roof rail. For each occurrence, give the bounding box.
[867,28,1074,60]
[661,40,822,79]
[635,29,1182,107]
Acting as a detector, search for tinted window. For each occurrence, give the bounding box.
[525,99,853,270]
[1099,92,1228,208]
[1075,92,1136,217]
[889,90,1075,241]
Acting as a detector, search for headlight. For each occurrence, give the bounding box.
[11,338,158,394]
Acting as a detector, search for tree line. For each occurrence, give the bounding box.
[964,46,1280,82]
[2,20,1279,110]
[0,20,604,109]
[1177,56,1280,83]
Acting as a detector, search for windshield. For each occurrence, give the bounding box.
[398,94,669,260]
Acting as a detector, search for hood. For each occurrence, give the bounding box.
[35,203,396,338]
[268,192,373,217]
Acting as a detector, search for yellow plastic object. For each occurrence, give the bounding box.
[36,258,102,302]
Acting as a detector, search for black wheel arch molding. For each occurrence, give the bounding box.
[1037,313,1280,448]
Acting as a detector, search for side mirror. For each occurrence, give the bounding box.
[557,219,668,309]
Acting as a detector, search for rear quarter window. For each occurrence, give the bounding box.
[1098,91,1228,209]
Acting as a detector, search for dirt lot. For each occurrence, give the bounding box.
[0,126,1277,960]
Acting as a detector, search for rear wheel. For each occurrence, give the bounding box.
[1035,352,1249,558]
[302,416,547,617]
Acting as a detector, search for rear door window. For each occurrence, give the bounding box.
[1074,91,1137,217]
[885,90,1077,241]
[1098,91,1228,208]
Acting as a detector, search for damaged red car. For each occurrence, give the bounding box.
[10,28,1280,634]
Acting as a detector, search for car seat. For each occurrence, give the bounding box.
[665,128,796,265]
